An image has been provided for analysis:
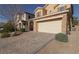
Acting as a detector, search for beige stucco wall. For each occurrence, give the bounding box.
[35,8,45,17]
[35,4,72,18]
[45,4,56,14]
[34,11,69,34]
[34,4,72,34]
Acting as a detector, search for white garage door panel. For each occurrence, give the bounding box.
[38,20,62,33]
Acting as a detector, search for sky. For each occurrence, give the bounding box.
[0,4,79,22]
[73,4,79,17]
[0,4,44,22]
[21,4,79,17]
[21,4,44,14]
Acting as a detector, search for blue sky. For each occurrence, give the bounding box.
[73,4,79,17]
[21,4,79,16]
[0,4,79,22]
[0,15,8,22]
[21,4,44,14]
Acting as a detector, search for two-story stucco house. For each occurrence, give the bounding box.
[15,12,34,31]
[34,4,73,34]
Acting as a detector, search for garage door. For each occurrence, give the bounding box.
[37,20,62,33]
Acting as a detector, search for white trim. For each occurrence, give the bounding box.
[34,7,44,13]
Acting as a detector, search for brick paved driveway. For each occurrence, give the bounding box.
[0,31,54,54]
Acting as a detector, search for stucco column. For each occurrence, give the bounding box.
[62,13,68,34]
[21,22,23,29]
[33,20,37,32]
[27,21,30,31]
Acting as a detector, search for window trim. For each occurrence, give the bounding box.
[36,11,41,17]
[58,5,65,12]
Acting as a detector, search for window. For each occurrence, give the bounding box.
[28,16,30,19]
[44,10,47,15]
[36,12,41,17]
[58,5,65,12]
[49,10,52,14]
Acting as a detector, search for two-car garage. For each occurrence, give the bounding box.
[37,19,62,33]
[34,11,70,34]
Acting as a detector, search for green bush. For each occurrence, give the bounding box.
[3,22,15,32]
[55,33,68,42]
[20,28,25,32]
[1,32,10,38]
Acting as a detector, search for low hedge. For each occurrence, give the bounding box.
[20,28,25,32]
[55,33,68,42]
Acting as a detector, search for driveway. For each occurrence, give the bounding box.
[37,31,79,54]
[0,31,54,54]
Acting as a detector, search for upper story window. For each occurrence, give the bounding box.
[43,9,47,15]
[22,13,26,20]
[23,13,26,18]
[58,5,65,12]
[28,15,31,19]
[36,12,41,17]
[49,10,52,14]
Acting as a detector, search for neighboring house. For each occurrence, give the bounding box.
[33,4,73,34]
[15,12,34,31]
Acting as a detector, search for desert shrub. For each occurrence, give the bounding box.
[1,32,10,38]
[20,28,25,32]
[55,33,68,42]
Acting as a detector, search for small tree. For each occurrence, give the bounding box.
[0,5,23,31]
[73,16,79,26]
[3,21,15,32]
